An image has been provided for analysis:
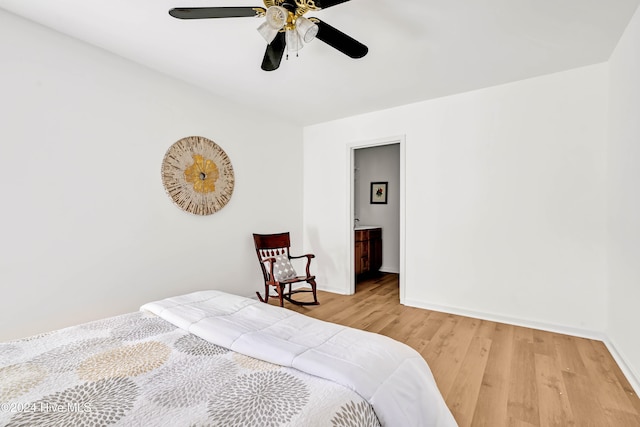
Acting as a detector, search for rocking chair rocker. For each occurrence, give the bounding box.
[253,232,319,307]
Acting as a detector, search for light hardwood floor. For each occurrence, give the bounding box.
[272,273,640,427]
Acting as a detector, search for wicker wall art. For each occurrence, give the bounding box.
[161,136,235,215]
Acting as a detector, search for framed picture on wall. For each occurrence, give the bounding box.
[370,182,388,204]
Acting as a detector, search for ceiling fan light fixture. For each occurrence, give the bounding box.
[265,6,288,29]
[167,0,369,71]
[257,21,279,43]
[295,16,318,43]
[285,28,304,53]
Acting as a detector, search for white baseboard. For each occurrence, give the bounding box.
[403,298,640,396]
[603,338,640,397]
[317,285,350,295]
[403,298,604,340]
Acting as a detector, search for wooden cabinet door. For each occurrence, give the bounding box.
[354,240,364,275]
[355,229,382,276]
[370,233,382,272]
[355,230,369,275]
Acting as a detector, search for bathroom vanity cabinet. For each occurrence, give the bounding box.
[355,227,382,276]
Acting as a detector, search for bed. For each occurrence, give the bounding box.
[0,290,457,427]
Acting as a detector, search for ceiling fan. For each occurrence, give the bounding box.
[169,0,368,71]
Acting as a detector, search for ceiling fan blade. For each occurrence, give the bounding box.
[314,19,368,59]
[169,7,262,19]
[314,0,351,9]
[261,32,286,71]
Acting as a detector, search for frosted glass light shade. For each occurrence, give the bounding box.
[295,16,318,43]
[285,28,303,52]
[257,21,279,43]
[265,6,288,29]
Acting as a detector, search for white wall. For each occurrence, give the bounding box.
[304,64,608,333]
[607,5,640,390]
[354,144,400,273]
[0,10,303,341]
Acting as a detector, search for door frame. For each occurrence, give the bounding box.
[348,135,406,303]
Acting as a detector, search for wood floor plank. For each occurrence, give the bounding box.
[573,337,638,415]
[276,273,640,426]
[447,336,492,426]
[552,333,588,376]
[425,315,480,398]
[590,340,640,416]
[379,306,429,343]
[507,328,540,426]
[532,329,556,357]
[365,311,401,334]
[604,408,640,426]
[534,353,575,427]
[508,419,538,427]
[475,319,497,340]
[405,311,445,353]
[562,369,610,426]
[471,322,514,427]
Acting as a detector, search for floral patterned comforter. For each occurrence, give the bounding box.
[0,311,381,427]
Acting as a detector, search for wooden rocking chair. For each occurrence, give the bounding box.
[253,232,319,307]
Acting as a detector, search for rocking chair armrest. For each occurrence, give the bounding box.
[289,253,315,277]
[260,256,278,283]
[289,254,315,260]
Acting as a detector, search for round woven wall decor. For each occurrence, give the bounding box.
[161,136,235,215]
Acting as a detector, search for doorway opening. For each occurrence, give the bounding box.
[349,136,405,303]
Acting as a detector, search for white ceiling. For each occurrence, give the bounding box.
[1,0,638,126]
